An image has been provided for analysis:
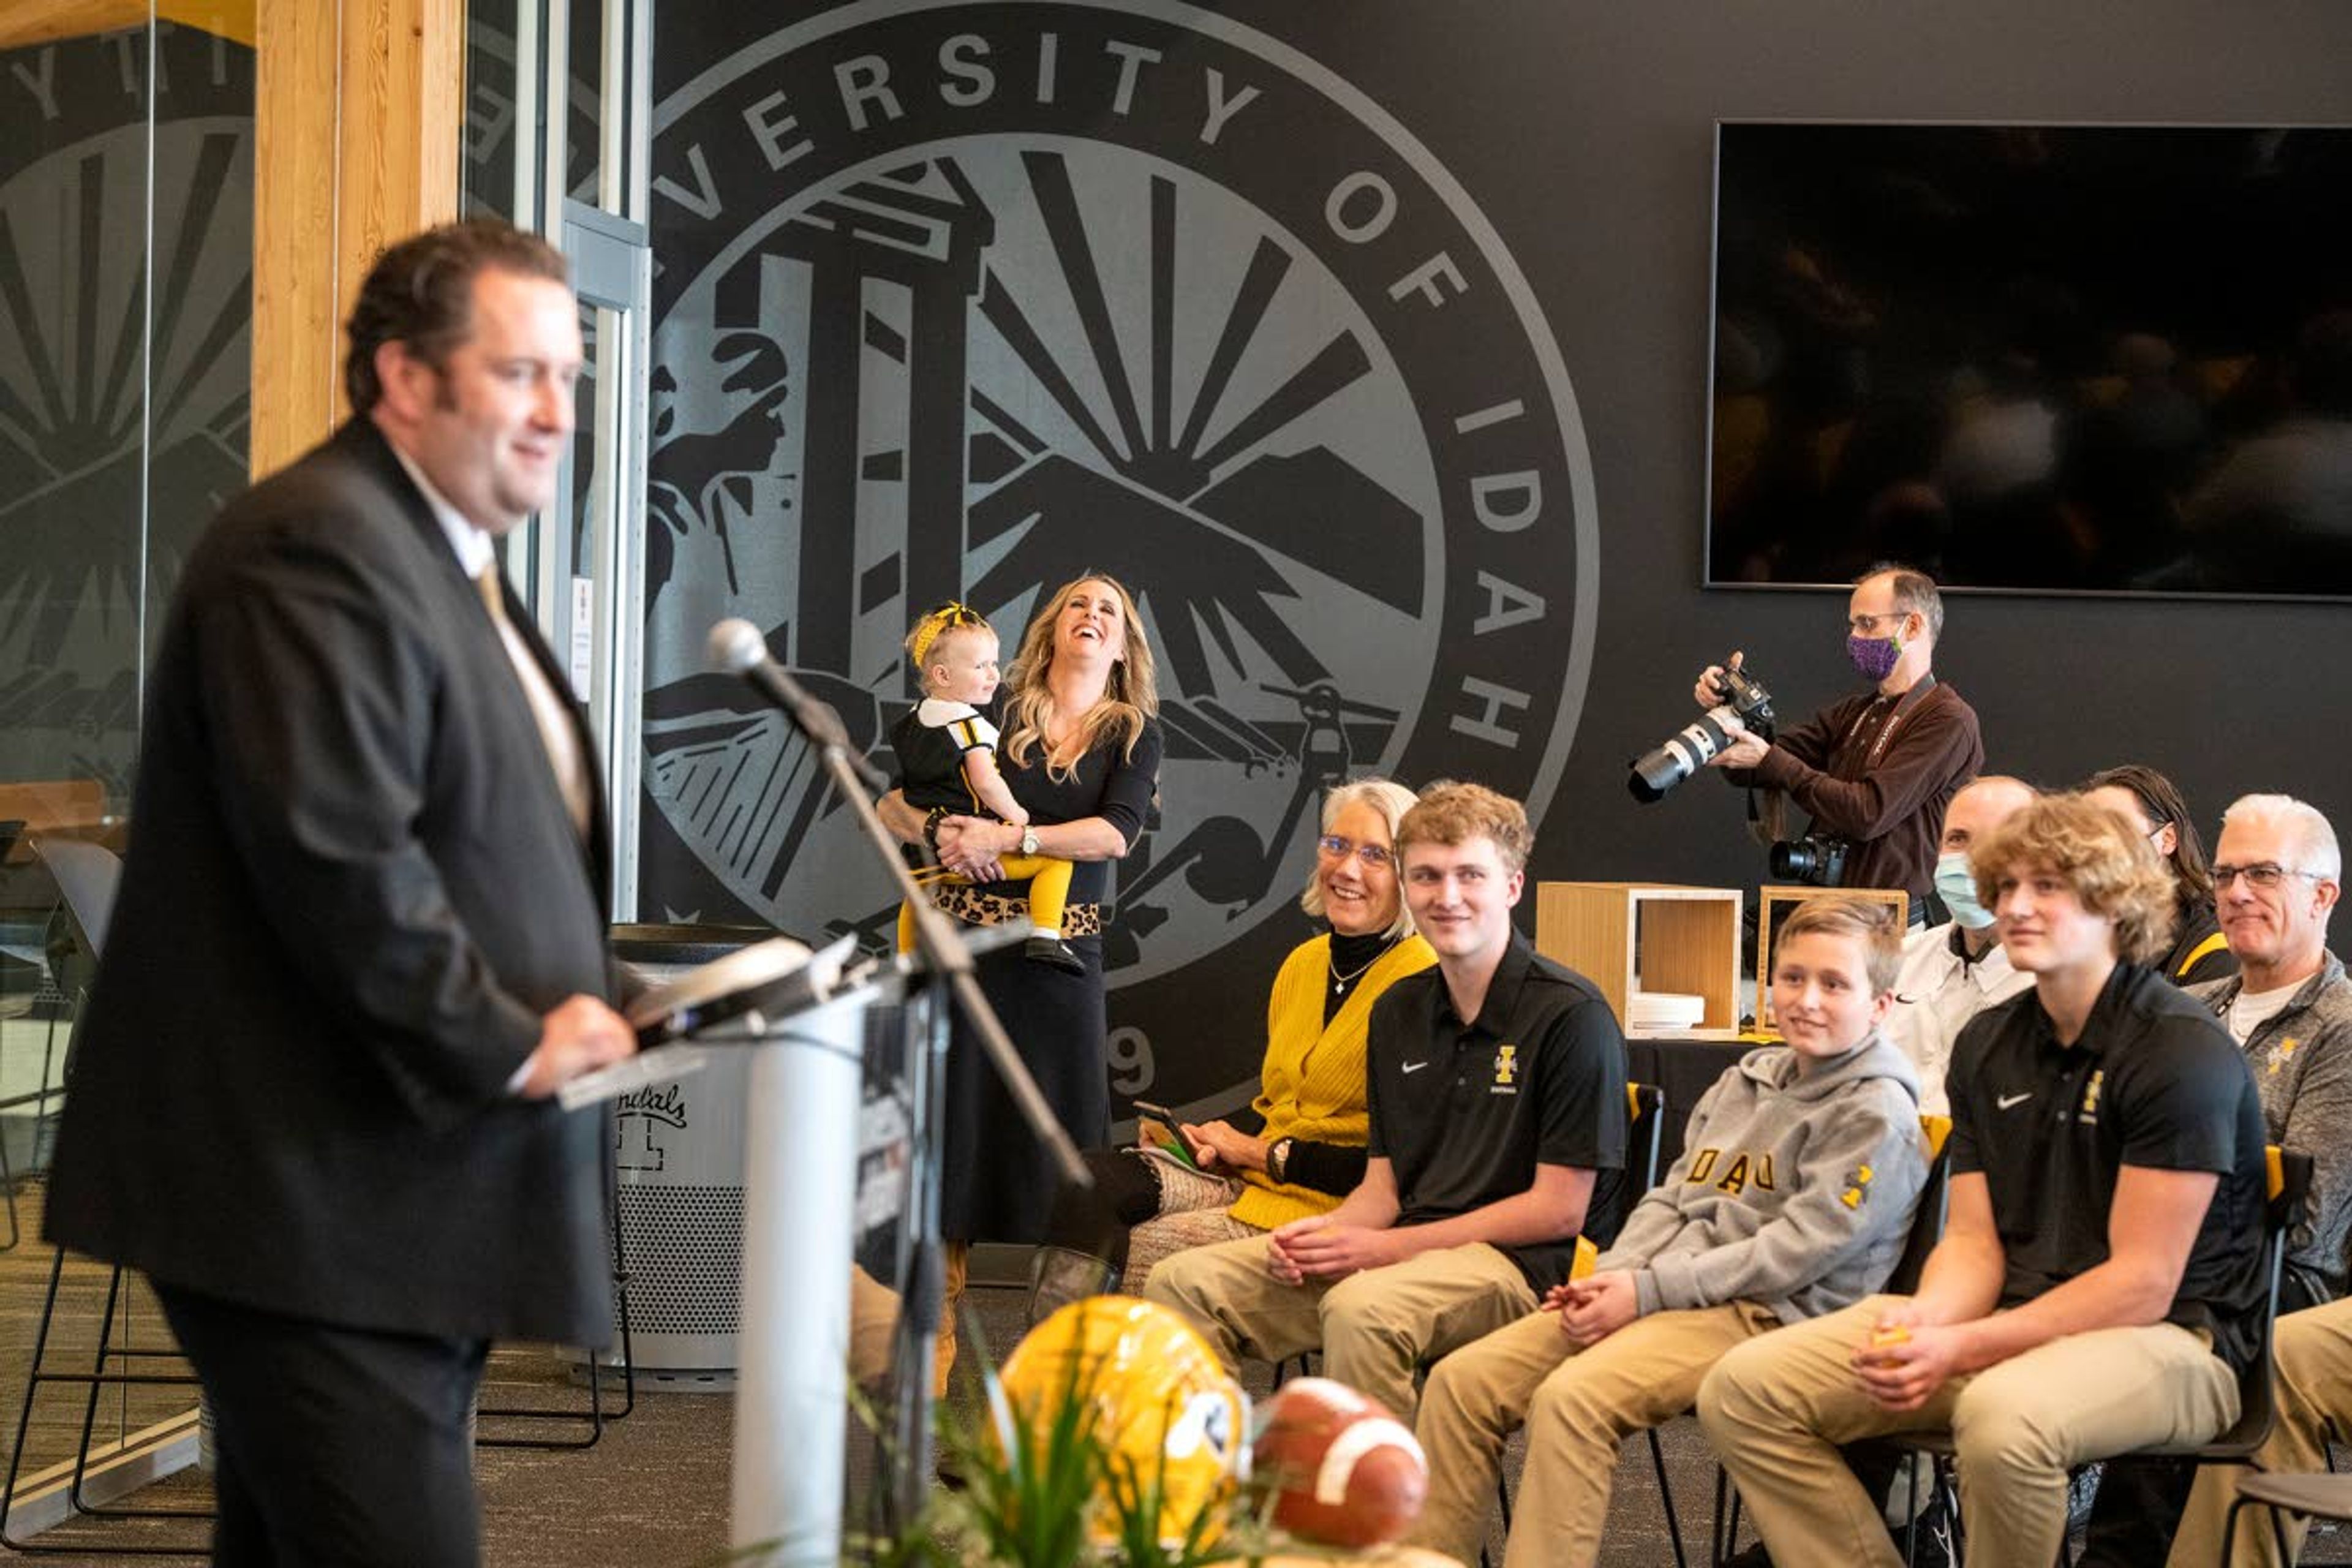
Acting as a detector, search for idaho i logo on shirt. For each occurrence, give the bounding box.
[1491,1043,1518,1093]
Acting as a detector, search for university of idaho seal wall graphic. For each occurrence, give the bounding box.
[0,24,255,801]
[639,0,1599,1108]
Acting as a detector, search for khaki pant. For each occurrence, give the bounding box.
[1698,1295,2239,1568]
[1142,1234,1536,1424]
[848,1265,898,1390]
[2168,1297,2352,1568]
[933,1241,968,1398]
[1412,1300,1782,1568]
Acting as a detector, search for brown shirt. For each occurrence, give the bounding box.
[1738,679,1983,903]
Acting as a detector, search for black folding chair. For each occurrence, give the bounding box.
[1,838,213,1555]
[473,1131,639,1449]
[2222,1469,2352,1566]
[1895,1145,2311,1568]
[0,839,114,1252]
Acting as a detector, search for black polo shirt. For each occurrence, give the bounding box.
[1947,961,2269,1372]
[1365,932,1629,1292]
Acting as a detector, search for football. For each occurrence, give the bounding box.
[1252,1376,1428,1548]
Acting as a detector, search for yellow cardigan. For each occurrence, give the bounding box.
[1226,932,1438,1232]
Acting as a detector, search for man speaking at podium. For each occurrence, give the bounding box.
[46,221,637,1566]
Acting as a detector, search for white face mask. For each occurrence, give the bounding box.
[1936,851,1995,930]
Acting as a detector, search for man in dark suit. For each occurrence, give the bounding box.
[45,220,638,1566]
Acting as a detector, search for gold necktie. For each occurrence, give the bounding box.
[477,568,594,839]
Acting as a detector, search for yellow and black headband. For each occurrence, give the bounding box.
[909,601,987,668]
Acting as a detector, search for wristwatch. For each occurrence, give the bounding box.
[1268,1137,1294,1184]
[1020,825,1039,856]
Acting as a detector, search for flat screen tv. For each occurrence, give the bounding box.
[1706,121,2352,599]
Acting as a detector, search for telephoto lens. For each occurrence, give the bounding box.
[1629,710,1740,802]
[1628,660,1776,804]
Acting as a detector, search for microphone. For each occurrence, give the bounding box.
[706,619,888,791]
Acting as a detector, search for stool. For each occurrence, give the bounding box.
[475,1151,639,1449]
[1,1251,211,1555]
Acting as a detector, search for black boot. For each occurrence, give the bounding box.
[1024,935,1085,973]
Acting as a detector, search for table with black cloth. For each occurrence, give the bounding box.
[1625,1036,1755,1175]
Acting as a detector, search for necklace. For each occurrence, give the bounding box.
[1329,940,1395,995]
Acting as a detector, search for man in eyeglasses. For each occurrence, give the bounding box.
[1695,564,1983,918]
[2193,796,2352,1303]
[2090,793,2351,1567]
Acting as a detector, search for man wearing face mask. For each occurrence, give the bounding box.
[1695,564,1984,916]
[1883,775,2040,1116]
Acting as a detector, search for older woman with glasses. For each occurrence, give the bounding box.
[1030,777,1436,1315]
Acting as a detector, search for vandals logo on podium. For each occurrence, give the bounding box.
[614,1082,692,1174]
[638,1,1597,987]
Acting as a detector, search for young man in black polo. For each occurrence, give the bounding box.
[1146,781,1628,1422]
[1699,793,2270,1568]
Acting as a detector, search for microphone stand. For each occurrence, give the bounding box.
[745,666,1090,1531]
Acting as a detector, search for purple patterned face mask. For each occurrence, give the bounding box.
[1847,633,1902,682]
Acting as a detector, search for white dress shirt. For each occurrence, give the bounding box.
[1887,919,2034,1118]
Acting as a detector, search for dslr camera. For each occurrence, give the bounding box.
[1628,660,1776,804]
[1770,832,1849,888]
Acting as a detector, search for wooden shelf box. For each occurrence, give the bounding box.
[1754,884,1910,1027]
[1533,883,1743,1039]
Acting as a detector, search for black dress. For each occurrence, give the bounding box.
[940,714,1163,1242]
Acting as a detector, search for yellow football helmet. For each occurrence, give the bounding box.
[997,1295,1250,1549]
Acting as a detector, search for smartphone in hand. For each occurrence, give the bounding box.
[1131,1099,1200,1170]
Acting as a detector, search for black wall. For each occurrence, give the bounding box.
[639,1,2352,1113]
[1234,0,2352,893]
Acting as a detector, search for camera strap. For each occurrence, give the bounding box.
[1840,674,1942,779]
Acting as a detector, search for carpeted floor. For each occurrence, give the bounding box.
[0,1210,1751,1567]
[11,1177,2320,1566]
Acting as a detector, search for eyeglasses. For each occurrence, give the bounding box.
[1847,611,1910,635]
[2212,863,2330,891]
[1317,834,1393,869]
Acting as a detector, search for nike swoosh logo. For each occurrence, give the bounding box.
[1401,1061,1430,1074]
[1997,1092,2033,1109]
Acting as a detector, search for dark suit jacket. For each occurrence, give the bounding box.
[47,419,616,1346]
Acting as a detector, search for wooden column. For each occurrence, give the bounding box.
[249,0,464,477]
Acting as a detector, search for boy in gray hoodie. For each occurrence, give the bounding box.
[1411,895,1929,1568]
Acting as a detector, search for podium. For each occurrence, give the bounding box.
[573,934,880,1566]
[648,634,1091,1563]
[604,927,769,1379]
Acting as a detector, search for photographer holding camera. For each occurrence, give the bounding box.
[1695,565,1983,917]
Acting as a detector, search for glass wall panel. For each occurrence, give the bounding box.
[463,0,603,230]
[463,0,525,221]
[0,12,251,815]
[0,2,255,1494]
